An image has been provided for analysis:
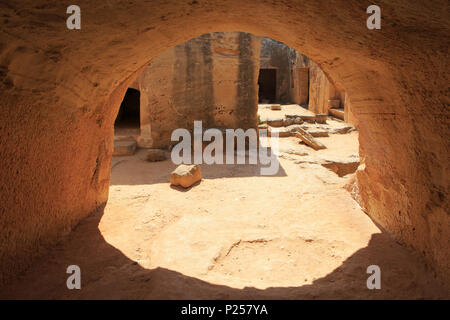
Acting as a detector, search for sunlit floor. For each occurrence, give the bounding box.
[1,131,447,299]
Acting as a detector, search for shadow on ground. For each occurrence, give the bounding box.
[110,150,287,186]
[0,204,447,300]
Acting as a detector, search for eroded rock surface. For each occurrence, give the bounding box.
[170,165,202,188]
[0,0,448,288]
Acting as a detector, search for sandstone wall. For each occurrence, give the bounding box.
[298,57,358,126]
[133,32,261,148]
[0,0,448,287]
[261,45,358,127]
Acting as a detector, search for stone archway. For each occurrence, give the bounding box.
[0,0,448,286]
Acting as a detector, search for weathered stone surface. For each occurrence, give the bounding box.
[113,141,137,156]
[315,114,328,124]
[330,125,355,134]
[300,121,355,136]
[266,119,284,127]
[329,108,345,120]
[320,156,360,177]
[296,128,326,150]
[279,147,309,156]
[328,99,341,109]
[146,149,166,162]
[284,115,304,125]
[307,129,329,137]
[298,115,316,123]
[268,126,291,137]
[133,32,261,148]
[292,153,360,177]
[285,124,304,133]
[170,165,202,188]
[1,0,448,287]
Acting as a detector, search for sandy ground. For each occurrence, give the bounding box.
[0,124,447,299]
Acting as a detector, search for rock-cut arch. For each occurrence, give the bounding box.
[0,0,448,286]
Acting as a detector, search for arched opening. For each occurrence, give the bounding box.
[0,1,448,298]
[105,33,364,293]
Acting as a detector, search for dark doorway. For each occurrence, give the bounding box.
[115,88,140,135]
[258,69,277,103]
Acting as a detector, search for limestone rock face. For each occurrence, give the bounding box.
[170,165,202,188]
[133,32,261,148]
[146,149,167,162]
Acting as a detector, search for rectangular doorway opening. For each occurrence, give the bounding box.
[258,69,277,103]
[115,88,141,136]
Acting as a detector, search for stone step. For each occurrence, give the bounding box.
[113,141,137,156]
[114,135,138,142]
[329,108,345,120]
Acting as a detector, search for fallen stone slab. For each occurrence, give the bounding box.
[146,149,167,162]
[296,128,326,150]
[320,156,360,177]
[113,141,137,156]
[170,164,202,188]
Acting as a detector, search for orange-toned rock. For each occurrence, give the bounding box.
[321,155,360,177]
[315,114,328,124]
[307,129,329,137]
[170,165,202,188]
[296,128,326,150]
[266,119,284,127]
[0,0,448,288]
